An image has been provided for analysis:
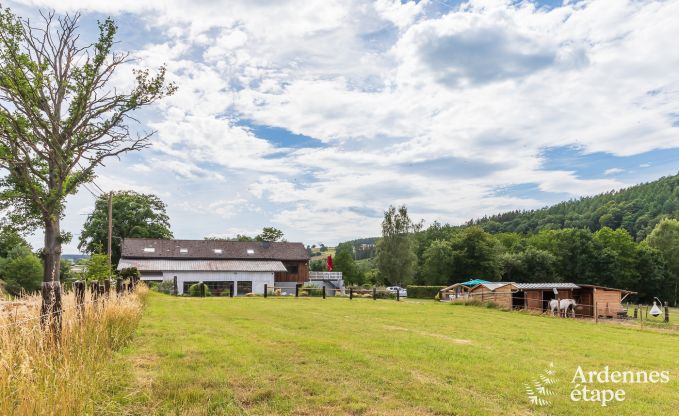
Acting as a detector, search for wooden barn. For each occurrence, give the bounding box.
[446,281,635,319]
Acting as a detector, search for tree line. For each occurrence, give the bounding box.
[471,172,679,241]
[329,204,679,305]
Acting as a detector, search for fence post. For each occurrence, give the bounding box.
[104,279,111,299]
[201,283,206,298]
[295,284,299,298]
[372,287,376,301]
[74,280,85,320]
[116,278,123,296]
[664,302,669,323]
[594,302,598,323]
[264,283,268,298]
[396,289,400,302]
[322,286,326,299]
[633,305,638,319]
[349,287,353,300]
[173,276,178,296]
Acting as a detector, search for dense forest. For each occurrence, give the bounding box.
[333,173,679,304]
[470,172,679,241]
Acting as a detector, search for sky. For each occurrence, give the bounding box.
[4,0,679,252]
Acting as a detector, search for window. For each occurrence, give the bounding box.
[246,249,254,255]
[143,247,155,253]
[285,263,299,274]
[180,248,188,254]
[213,249,223,254]
[237,281,252,295]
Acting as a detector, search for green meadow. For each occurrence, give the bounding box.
[103,293,679,415]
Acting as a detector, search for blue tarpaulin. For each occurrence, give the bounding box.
[461,279,490,286]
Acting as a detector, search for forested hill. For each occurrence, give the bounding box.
[471,172,679,241]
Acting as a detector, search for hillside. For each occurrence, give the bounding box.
[470,172,679,240]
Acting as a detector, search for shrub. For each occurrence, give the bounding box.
[187,282,211,297]
[155,280,175,294]
[374,290,395,299]
[406,285,446,299]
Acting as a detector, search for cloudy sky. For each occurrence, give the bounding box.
[6,0,679,252]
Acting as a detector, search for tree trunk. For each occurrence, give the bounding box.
[40,216,62,341]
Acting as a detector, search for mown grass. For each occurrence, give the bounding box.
[108,293,679,415]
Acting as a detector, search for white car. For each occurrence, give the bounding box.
[386,286,407,297]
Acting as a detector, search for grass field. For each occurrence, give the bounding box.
[106,293,679,415]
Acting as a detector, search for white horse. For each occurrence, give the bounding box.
[549,299,577,317]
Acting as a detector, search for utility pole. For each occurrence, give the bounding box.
[108,191,113,279]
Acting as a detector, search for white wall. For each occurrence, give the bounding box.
[153,271,274,295]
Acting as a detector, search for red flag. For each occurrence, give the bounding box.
[326,255,333,272]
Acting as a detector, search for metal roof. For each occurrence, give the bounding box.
[477,282,514,291]
[117,258,288,272]
[121,238,309,261]
[513,283,581,290]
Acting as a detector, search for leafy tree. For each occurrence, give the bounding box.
[500,247,557,283]
[310,259,327,271]
[0,227,30,258]
[633,243,667,302]
[449,226,501,282]
[646,218,679,306]
[256,227,284,242]
[421,240,454,285]
[79,191,172,265]
[376,205,421,285]
[85,253,111,282]
[0,9,175,332]
[333,243,358,284]
[0,246,42,295]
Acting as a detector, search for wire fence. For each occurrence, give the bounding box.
[0,277,140,331]
[262,284,402,300]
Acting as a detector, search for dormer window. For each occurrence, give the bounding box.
[247,249,254,255]
[180,248,188,254]
[214,249,223,254]
[143,247,155,253]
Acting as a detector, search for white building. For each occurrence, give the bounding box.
[117,238,309,296]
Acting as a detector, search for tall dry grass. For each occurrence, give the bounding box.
[0,284,147,415]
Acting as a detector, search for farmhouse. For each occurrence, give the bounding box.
[442,281,635,318]
[117,238,309,295]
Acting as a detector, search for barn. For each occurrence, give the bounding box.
[446,281,635,319]
[117,238,309,296]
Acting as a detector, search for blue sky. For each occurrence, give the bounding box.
[5,0,679,252]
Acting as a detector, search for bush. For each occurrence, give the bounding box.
[375,290,395,299]
[406,285,446,299]
[187,282,211,297]
[154,280,175,294]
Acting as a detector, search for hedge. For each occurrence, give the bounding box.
[406,285,446,299]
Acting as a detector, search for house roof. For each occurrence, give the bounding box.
[120,238,309,261]
[117,259,288,272]
[514,283,581,290]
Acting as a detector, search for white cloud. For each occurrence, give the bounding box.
[604,168,624,175]
[8,0,679,250]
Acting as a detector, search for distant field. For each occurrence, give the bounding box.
[309,247,336,262]
[104,293,679,415]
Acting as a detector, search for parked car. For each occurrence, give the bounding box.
[386,286,407,297]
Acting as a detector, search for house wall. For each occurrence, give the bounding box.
[274,260,309,283]
[525,290,542,311]
[593,289,623,317]
[469,285,513,309]
[152,271,274,295]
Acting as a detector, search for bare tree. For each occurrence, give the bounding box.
[0,7,176,338]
